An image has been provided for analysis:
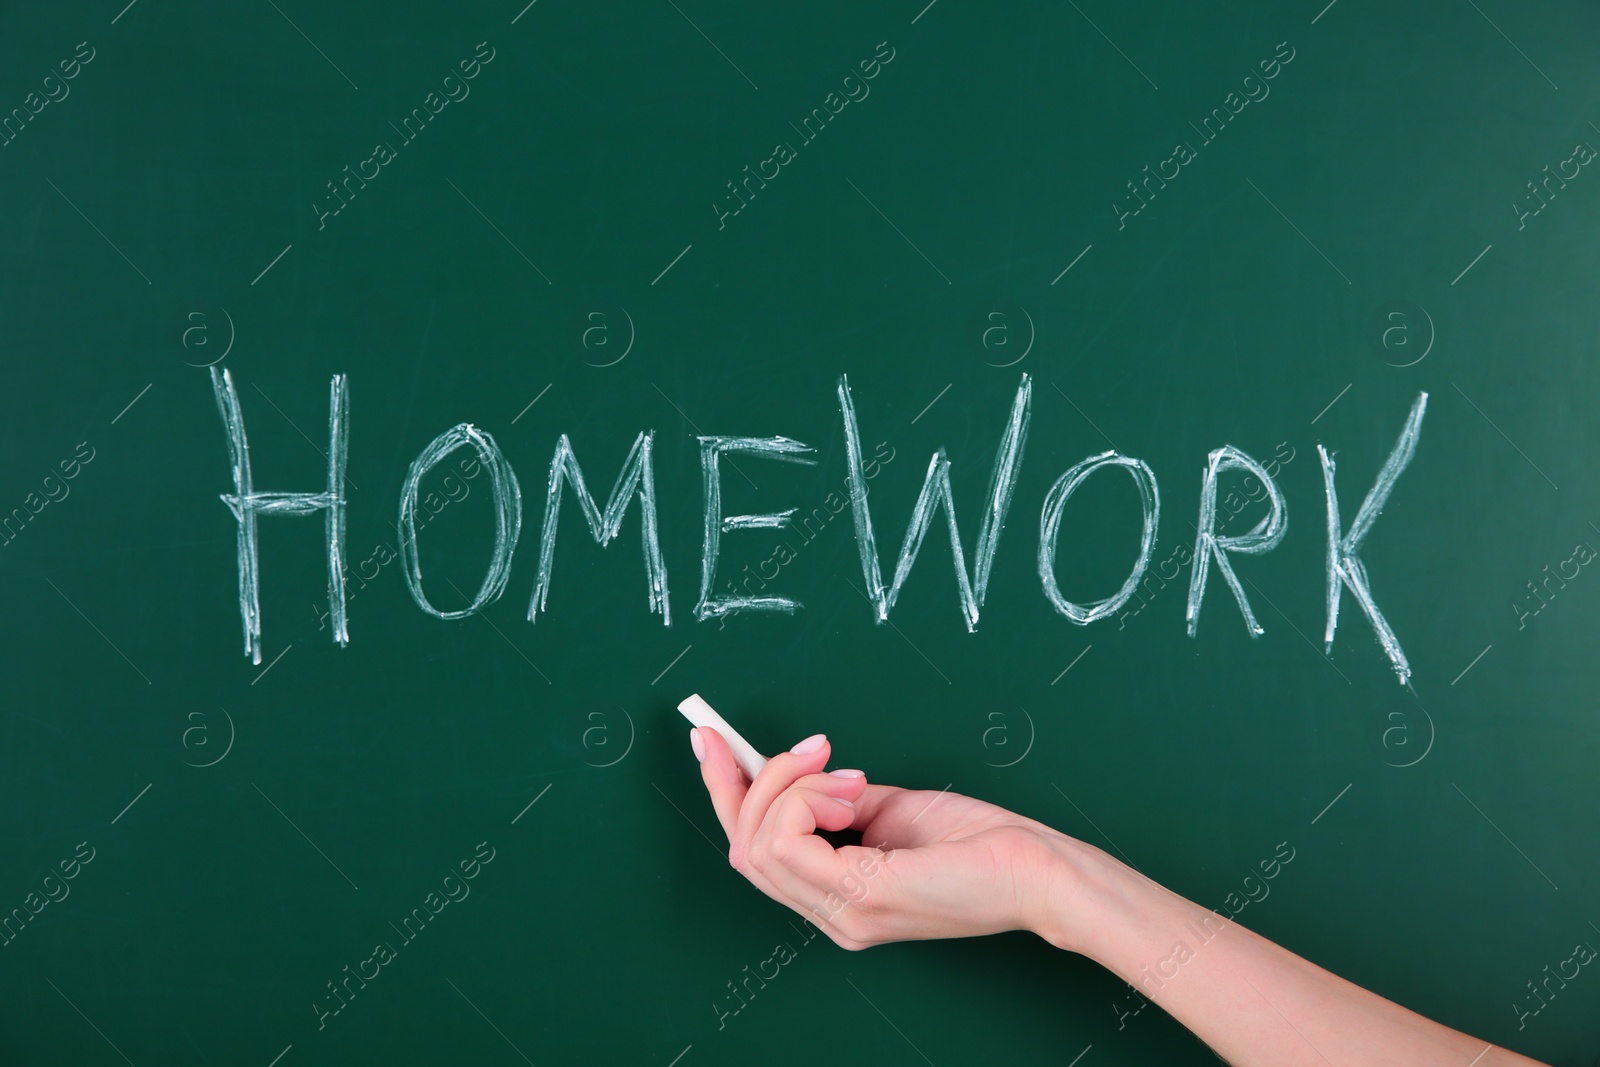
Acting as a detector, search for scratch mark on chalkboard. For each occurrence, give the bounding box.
[400,424,522,620]
[1050,645,1091,684]
[1319,392,1428,685]
[251,383,359,489]
[511,783,553,824]
[666,1045,693,1067]
[250,243,292,286]
[253,783,359,890]
[45,178,151,284]
[266,1043,292,1067]
[111,0,139,24]
[1066,1045,1092,1067]
[1310,783,1351,825]
[1450,383,1557,489]
[653,384,757,489]
[1050,383,1117,450]
[1039,452,1159,624]
[444,578,551,683]
[42,574,151,684]
[1186,446,1288,639]
[844,177,951,283]
[911,0,937,23]
[652,782,724,858]
[1239,575,1351,684]
[1451,643,1492,686]
[841,575,951,683]
[909,383,951,424]
[110,383,151,424]
[511,0,538,24]
[263,1,358,90]
[529,432,671,625]
[1309,383,1350,425]
[1450,244,1492,285]
[840,375,1030,630]
[1245,177,1351,285]
[1050,243,1092,284]
[1451,783,1559,891]
[445,978,536,1065]
[43,979,135,1067]
[509,383,551,424]
[1310,0,1338,24]
[445,178,552,283]
[1052,784,1139,871]
[651,644,693,685]
[651,243,693,285]
[845,978,936,1066]
[664,1,758,90]
[111,782,152,825]
[1461,1,1557,90]
[250,643,293,685]
[1065,0,1157,90]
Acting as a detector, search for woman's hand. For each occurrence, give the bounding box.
[691,726,1092,950]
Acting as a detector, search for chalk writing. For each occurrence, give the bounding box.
[211,368,348,664]
[1318,392,1428,685]
[838,374,1031,631]
[1039,451,1160,624]
[1186,446,1288,638]
[694,436,818,620]
[398,424,521,619]
[531,432,669,625]
[207,376,1428,683]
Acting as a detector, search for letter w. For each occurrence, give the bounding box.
[527,432,670,625]
[837,375,1030,631]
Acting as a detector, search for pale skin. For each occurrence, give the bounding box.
[690,727,1550,1067]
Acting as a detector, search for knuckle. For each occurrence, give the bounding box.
[766,834,791,865]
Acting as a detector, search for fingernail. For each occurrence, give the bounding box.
[790,733,827,756]
[828,769,865,778]
[689,728,706,762]
[832,797,855,808]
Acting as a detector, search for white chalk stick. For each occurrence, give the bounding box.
[678,694,769,779]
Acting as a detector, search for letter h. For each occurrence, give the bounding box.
[210,368,349,663]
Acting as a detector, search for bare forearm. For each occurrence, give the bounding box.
[1033,837,1546,1066]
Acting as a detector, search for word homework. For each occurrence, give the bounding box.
[208,370,1428,683]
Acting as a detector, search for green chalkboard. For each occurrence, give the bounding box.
[3,0,1599,1063]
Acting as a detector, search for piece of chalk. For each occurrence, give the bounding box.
[678,694,769,780]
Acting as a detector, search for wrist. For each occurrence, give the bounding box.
[1027,831,1170,961]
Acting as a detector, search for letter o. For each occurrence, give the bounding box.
[1038,451,1160,624]
[399,424,522,619]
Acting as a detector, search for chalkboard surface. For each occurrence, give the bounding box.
[3,1,1598,1063]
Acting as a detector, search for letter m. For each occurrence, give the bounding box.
[527,432,670,624]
